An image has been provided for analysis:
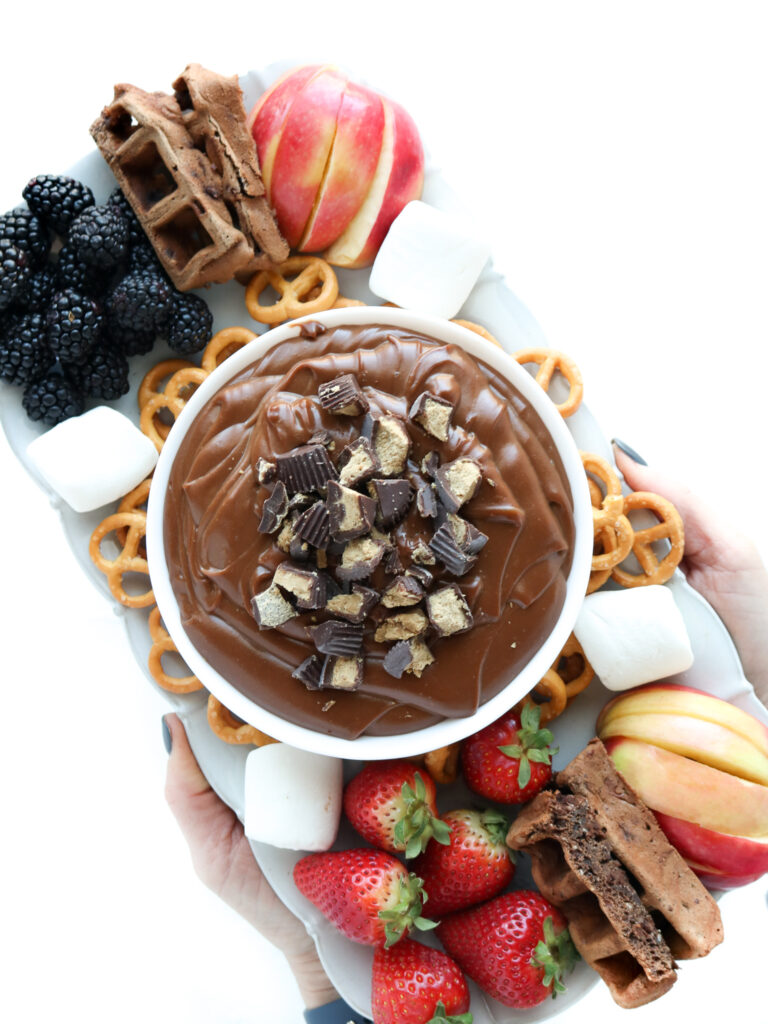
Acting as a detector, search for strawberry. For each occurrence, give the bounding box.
[436,891,578,1008]
[344,761,451,857]
[372,938,472,1024]
[413,808,515,916]
[461,703,558,803]
[293,848,436,947]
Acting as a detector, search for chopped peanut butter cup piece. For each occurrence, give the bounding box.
[381,574,425,608]
[407,639,435,677]
[368,478,414,528]
[273,562,326,609]
[406,564,433,587]
[311,619,364,656]
[374,609,429,644]
[426,584,473,636]
[433,457,483,512]
[327,480,377,541]
[429,521,477,576]
[362,413,412,476]
[308,428,334,449]
[251,584,298,629]
[409,391,455,441]
[258,480,289,534]
[276,443,337,495]
[318,373,369,416]
[293,501,331,549]
[383,637,435,679]
[338,437,380,488]
[256,457,276,485]
[421,451,440,479]
[292,654,323,690]
[383,546,403,575]
[326,584,380,623]
[336,536,388,581]
[320,655,364,691]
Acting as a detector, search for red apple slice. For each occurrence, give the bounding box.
[298,81,386,253]
[268,67,349,248]
[654,809,768,877]
[324,96,424,269]
[249,65,324,196]
[684,858,766,890]
[605,736,768,838]
[599,711,768,785]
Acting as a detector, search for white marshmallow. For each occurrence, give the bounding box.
[574,585,694,692]
[244,743,343,851]
[26,406,158,513]
[369,200,491,319]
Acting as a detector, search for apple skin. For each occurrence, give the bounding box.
[299,81,386,252]
[683,861,766,890]
[598,710,768,786]
[266,67,349,248]
[603,736,768,839]
[248,64,324,196]
[323,96,425,269]
[597,683,768,759]
[654,810,768,879]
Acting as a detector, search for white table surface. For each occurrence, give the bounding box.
[1,4,767,1022]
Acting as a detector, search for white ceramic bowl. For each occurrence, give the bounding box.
[147,307,593,759]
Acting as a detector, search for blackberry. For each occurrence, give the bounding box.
[127,237,166,276]
[15,263,57,312]
[167,292,213,354]
[22,370,84,425]
[107,188,145,249]
[55,241,112,298]
[0,311,54,385]
[106,269,174,334]
[69,342,129,400]
[69,204,129,269]
[104,318,156,357]
[22,175,95,235]
[46,288,103,365]
[0,206,51,267]
[0,238,30,312]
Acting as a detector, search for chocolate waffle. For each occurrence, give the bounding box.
[90,66,288,291]
[506,739,722,1009]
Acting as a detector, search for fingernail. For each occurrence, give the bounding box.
[612,438,648,466]
[162,715,172,754]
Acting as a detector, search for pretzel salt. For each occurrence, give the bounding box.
[513,348,584,418]
[147,607,203,694]
[207,695,275,746]
[245,256,338,324]
[611,491,685,587]
[89,511,153,608]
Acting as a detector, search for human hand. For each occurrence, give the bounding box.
[613,442,768,707]
[163,713,338,1010]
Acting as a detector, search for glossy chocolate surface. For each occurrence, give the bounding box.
[163,324,575,739]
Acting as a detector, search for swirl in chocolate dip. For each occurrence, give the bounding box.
[163,323,575,739]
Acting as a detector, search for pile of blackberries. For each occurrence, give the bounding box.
[0,174,213,426]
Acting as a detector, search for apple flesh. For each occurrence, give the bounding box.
[654,810,768,878]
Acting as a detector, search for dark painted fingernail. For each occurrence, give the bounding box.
[162,715,172,754]
[612,438,648,466]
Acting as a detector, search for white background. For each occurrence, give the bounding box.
[1,2,767,1022]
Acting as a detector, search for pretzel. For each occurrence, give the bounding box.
[147,607,203,694]
[201,326,256,373]
[138,360,202,446]
[115,477,152,546]
[513,348,584,418]
[580,451,625,527]
[89,511,153,608]
[332,296,366,309]
[521,668,569,725]
[139,364,208,453]
[207,695,276,746]
[552,634,594,700]
[611,491,684,587]
[138,359,195,411]
[451,318,502,347]
[245,256,338,324]
[423,742,461,784]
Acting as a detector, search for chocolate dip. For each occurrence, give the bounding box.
[163,324,575,740]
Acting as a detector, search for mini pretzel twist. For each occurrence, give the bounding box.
[552,633,594,700]
[451,319,502,347]
[332,296,366,309]
[201,326,256,373]
[423,742,462,784]
[591,512,634,571]
[245,256,339,324]
[147,607,203,694]
[513,348,584,418]
[523,669,568,725]
[138,359,195,412]
[611,491,685,587]
[115,477,152,547]
[580,451,625,527]
[207,695,276,746]
[89,511,153,608]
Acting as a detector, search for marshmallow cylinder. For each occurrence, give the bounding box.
[244,743,343,851]
[574,585,694,692]
[26,406,158,512]
[369,200,491,319]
